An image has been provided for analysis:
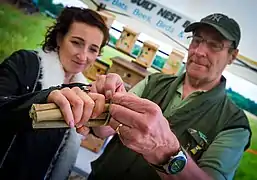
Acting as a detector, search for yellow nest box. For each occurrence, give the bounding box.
[135,40,159,68]
[116,26,140,54]
[162,49,185,75]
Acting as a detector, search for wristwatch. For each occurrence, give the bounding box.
[151,147,187,174]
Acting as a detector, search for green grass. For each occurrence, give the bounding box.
[234,153,257,180]
[101,45,134,66]
[0,3,53,62]
[248,116,257,150]
[234,115,257,180]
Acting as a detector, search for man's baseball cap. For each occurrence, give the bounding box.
[184,13,241,48]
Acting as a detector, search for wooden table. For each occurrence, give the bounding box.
[108,56,150,90]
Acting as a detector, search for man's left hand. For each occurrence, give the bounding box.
[109,92,180,164]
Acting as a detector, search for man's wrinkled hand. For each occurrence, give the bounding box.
[108,92,180,164]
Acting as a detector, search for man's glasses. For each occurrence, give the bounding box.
[187,35,233,52]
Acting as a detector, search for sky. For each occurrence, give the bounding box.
[52,0,257,103]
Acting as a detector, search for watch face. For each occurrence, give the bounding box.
[168,156,186,174]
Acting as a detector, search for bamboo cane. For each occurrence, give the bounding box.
[30,103,111,129]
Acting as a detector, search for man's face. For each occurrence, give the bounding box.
[186,25,238,84]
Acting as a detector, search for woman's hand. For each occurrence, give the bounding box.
[47,87,105,136]
[89,73,126,99]
[88,73,126,138]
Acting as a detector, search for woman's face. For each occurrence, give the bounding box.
[57,22,104,74]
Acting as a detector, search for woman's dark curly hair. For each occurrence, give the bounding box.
[42,7,110,54]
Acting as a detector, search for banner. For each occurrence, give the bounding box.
[98,0,195,48]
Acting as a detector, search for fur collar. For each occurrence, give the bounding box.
[37,49,88,89]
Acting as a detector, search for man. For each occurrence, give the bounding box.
[88,13,251,180]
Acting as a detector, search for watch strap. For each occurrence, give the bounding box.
[150,163,167,174]
[150,146,186,174]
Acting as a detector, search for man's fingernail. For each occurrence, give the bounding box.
[106,90,112,98]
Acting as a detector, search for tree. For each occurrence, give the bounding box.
[37,0,64,17]
[226,88,257,116]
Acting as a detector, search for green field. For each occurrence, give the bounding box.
[0,3,53,61]
[234,114,257,180]
[0,3,257,180]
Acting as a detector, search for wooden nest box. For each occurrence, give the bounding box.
[135,40,159,68]
[116,26,140,54]
[162,49,185,75]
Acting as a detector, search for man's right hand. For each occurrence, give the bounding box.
[89,73,126,99]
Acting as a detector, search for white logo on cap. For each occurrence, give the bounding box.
[207,14,223,22]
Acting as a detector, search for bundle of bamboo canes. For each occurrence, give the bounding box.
[29,103,111,129]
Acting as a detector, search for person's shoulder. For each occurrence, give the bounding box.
[1,49,39,67]
[11,49,38,60]
[222,96,250,132]
[224,96,246,118]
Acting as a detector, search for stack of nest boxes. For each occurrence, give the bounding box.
[115,26,160,69]
[114,24,186,77]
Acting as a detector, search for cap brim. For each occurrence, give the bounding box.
[184,22,235,41]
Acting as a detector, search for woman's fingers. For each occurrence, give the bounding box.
[88,92,105,118]
[47,89,75,127]
[61,87,84,125]
[47,86,107,131]
[72,87,95,128]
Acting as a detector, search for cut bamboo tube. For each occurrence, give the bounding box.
[30,103,111,129]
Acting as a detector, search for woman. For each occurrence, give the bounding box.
[0,6,109,179]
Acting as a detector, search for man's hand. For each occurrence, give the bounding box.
[89,73,126,99]
[47,87,105,136]
[108,92,180,164]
